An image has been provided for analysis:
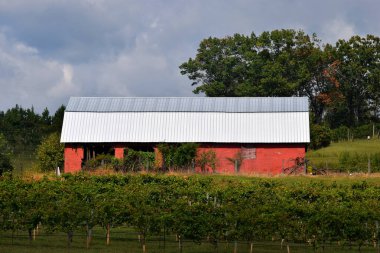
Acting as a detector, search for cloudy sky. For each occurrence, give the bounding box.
[0,0,379,112]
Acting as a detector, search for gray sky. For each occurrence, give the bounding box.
[0,0,379,112]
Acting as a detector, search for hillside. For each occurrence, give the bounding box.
[307,139,380,172]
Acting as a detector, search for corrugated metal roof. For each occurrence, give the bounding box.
[61,112,310,143]
[66,97,308,113]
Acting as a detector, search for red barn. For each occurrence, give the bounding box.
[60,97,310,174]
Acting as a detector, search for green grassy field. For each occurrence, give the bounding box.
[0,227,377,253]
[306,139,380,171]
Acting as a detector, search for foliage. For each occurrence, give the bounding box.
[36,133,64,172]
[180,30,318,97]
[180,30,380,127]
[1,174,380,250]
[338,152,380,172]
[328,35,380,127]
[157,143,198,171]
[157,143,176,170]
[309,124,331,150]
[330,123,380,142]
[307,139,380,172]
[84,149,155,172]
[0,133,13,175]
[196,150,217,172]
[172,143,198,169]
[0,105,66,151]
[226,151,243,172]
[122,148,154,172]
[83,154,115,170]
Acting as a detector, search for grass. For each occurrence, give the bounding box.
[11,149,37,177]
[0,226,376,253]
[306,139,380,171]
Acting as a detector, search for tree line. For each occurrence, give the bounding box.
[0,105,65,149]
[0,174,380,252]
[180,30,380,134]
[0,105,65,174]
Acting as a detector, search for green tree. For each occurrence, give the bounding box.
[0,133,13,175]
[52,105,66,132]
[309,124,331,149]
[180,30,315,97]
[327,35,380,127]
[36,132,64,172]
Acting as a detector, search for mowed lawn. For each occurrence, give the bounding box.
[307,139,380,170]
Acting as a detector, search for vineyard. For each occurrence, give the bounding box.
[1,173,380,252]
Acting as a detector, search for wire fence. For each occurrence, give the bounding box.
[0,228,377,253]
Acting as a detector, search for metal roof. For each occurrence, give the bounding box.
[61,111,310,143]
[66,97,308,113]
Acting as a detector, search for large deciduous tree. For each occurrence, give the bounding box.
[327,35,380,127]
[180,30,380,127]
[179,29,331,123]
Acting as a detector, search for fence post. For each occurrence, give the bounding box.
[368,157,371,174]
[304,159,307,174]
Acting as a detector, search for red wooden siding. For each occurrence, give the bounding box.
[64,145,84,173]
[114,146,124,159]
[198,144,305,175]
[64,143,305,175]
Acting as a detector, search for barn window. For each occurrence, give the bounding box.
[241,145,256,159]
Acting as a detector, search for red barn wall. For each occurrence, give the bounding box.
[64,145,84,173]
[64,143,306,175]
[198,143,306,175]
[114,145,124,159]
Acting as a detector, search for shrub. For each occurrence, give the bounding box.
[157,143,176,170]
[172,143,198,169]
[331,125,350,142]
[309,124,331,150]
[83,154,115,171]
[157,143,198,171]
[36,133,64,172]
[122,148,154,172]
[196,150,217,173]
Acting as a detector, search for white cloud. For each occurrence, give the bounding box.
[0,31,78,111]
[14,42,38,54]
[321,18,356,44]
[48,64,79,98]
